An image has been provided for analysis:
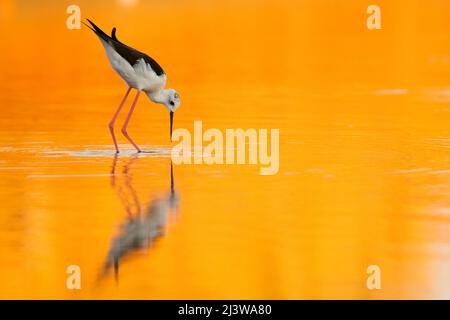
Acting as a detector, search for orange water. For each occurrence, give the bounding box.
[0,0,449,299]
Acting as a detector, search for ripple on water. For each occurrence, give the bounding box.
[43,149,170,158]
[0,144,171,158]
[372,88,409,96]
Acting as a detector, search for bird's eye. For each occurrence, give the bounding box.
[169,101,175,106]
[174,93,179,99]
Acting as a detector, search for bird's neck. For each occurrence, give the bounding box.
[146,89,169,104]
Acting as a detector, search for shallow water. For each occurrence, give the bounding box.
[0,0,450,299]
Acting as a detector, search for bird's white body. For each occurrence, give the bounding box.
[100,39,167,93]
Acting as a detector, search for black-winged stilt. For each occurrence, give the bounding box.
[84,19,180,153]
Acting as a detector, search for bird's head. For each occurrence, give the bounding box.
[163,89,180,142]
[146,88,181,142]
[163,88,181,113]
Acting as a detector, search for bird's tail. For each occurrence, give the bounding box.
[82,19,110,42]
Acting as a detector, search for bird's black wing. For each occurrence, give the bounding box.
[85,19,165,76]
[112,41,165,76]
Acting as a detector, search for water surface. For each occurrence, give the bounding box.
[0,0,449,299]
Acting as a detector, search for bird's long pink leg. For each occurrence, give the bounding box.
[109,87,132,153]
[121,90,142,152]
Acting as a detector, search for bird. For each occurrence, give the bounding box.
[83,19,180,153]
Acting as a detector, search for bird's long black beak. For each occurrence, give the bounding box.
[170,111,174,142]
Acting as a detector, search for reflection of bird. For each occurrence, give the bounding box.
[103,157,179,281]
[168,161,180,212]
[84,19,181,153]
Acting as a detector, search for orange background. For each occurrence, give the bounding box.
[0,0,449,299]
